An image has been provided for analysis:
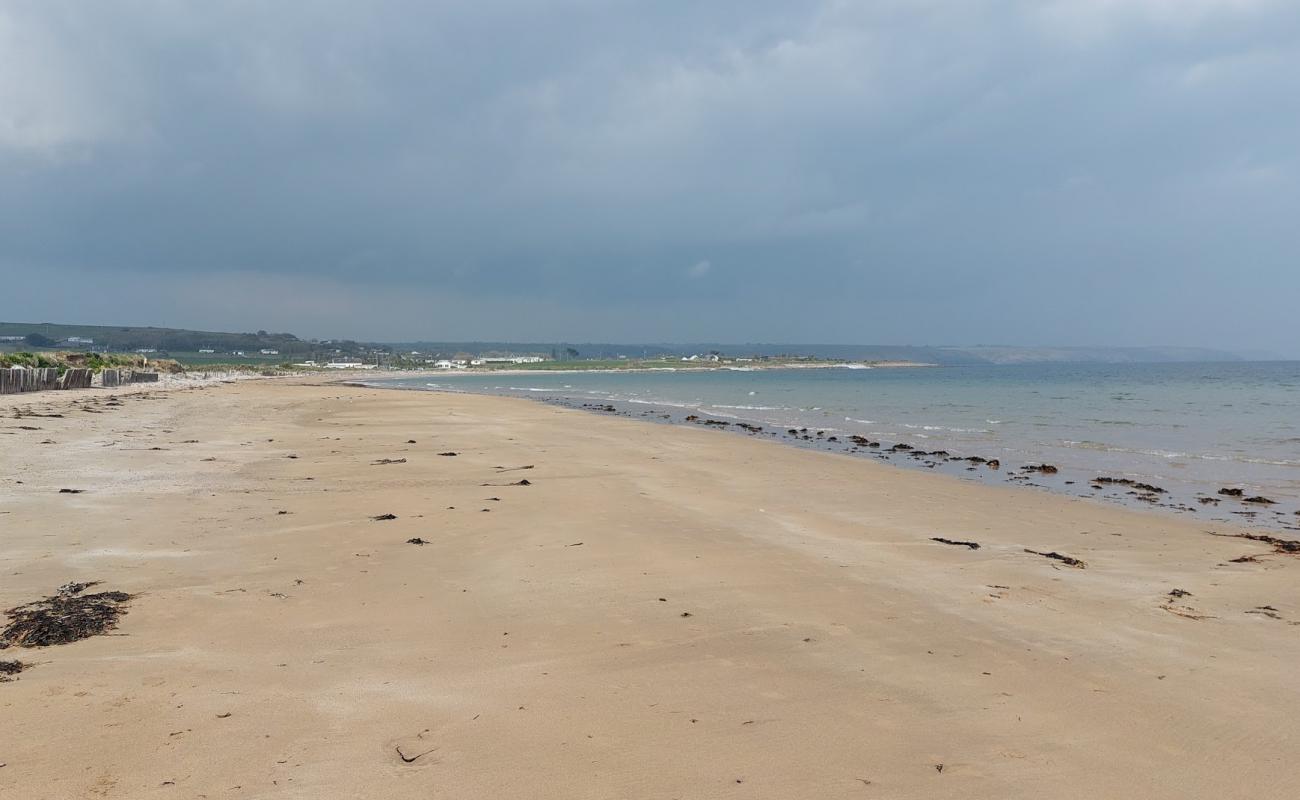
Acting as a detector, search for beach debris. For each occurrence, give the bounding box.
[1242,496,1276,505]
[371,513,398,521]
[888,443,914,452]
[1094,477,1166,493]
[1229,555,1260,563]
[57,488,85,494]
[1210,531,1300,554]
[1022,464,1059,475]
[986,459,1001,469]
[437,452,458,457]
[395,745,437,764]
[1,582,133,648]
[1023,549,1086,568]
[567,541,584,547]
[406,537,429,545]
[0,659,27,680]
[1161,602,1214,621]
[1168,588,1192,599]
[494,465,535,472]
[930,537,981,550]
[372,458,407,465]
[1218,487,1244,497]
[406,439,417,443]
[512,479,531,486]
[1246,605,1283,620]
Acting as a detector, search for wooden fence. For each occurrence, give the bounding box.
[0,367,161,394]
[0,367,58,394]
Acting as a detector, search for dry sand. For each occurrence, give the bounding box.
[1,378,1297,799]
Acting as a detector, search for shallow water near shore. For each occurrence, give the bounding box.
[373,361,1300,530]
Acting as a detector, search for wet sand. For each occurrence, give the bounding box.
[2,378,1297,798]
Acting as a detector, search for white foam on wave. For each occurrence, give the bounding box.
[900,423,991,434]
[712,404,784,411]
[1058,440,1300,467]
[624,398,700,410]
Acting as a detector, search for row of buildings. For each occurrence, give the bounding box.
[429,356,546,369]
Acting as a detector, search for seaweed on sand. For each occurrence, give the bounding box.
[0,582,133,649]
[0,658,26,679]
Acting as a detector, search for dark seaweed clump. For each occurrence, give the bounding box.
[0,582,133,649]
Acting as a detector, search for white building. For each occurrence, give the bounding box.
[260,349,279,355]
[198,348,216,353]
[324,360,375,369]
[473,356,546,365]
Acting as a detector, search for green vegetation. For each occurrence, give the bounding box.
[0,321,353,359]
[0,352,60,369]
[0,351,184,373]
[496,359,685,371]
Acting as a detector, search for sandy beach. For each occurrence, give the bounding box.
[2,378,1298,799]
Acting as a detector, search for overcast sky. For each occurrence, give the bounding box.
[1,1,1297,350]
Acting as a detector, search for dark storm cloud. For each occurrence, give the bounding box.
[1,0,1297,348]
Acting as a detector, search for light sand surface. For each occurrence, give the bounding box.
[1,379,1297,799]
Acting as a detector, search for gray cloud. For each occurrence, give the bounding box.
[1,0,1297,350]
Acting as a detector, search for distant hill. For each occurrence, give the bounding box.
[0,322,1264,365]
[0,321,345,357]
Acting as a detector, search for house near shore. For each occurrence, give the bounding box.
[260,349,279,355]
[324,360,375,369]
[470,356,546,366]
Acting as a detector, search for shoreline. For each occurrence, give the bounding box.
[388,360,935,377]
[3,379,1298,798]
[362,376,1300,536]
